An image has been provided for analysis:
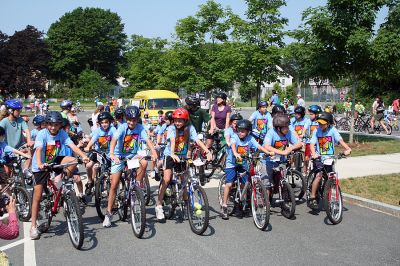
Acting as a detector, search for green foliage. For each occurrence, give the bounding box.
[238,80,256,102]
[46,7,126,84]
[335,102,345,114]
[75,69,111,99]
[285,84,296,101]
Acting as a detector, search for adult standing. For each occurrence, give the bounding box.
[270,90,280,106]
[392,98,399,116]
[370,96,390,135]
[296,93,305,107]
[207,92,231,148]
[91,103,105,132]
[185,95,210,134]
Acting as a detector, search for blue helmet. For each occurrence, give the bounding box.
[257,101,268,109]
[5,99,23,110]
[308,105,322,114]
[33,115,46,126]
[45,111,63,123]
[60,100,73,109]
[125,106,141,119]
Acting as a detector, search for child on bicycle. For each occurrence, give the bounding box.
[224,114,242,146]
[249,101,272,143]
[261,114,302,192]
[304,105,322,174]
[113,107,125,129]
[221,119,274,220]
[31,115,46,141]
[155,108,212,221]
[308,112,351,209]
[84,112,116,196]
[107,106,158,227]
[154,111,173,181]
[30,111,89,240]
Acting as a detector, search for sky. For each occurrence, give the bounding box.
[0,0,388,42]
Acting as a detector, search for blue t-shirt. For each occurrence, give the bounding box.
[32,129,73,172]
[31,128,39,141]
[226,134,260,169]
[163,125,198,158]
[307,120,319,144]
[0,117,28,148]
[113,123,148,158]
[310,126,342,160]
[249,111,272,137]
[91,126,117,155]
[0,142,14,163]
[157,123,169,144]
[263,128,299,163]
[290,117,311,141]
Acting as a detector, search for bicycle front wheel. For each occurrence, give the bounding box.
[323,179,343,224]
[130,186,146,238]
[251,180,270,231]
[64,191,84,249]
[14,186,32,222]
[280,182,296,219]
[218,174,235,216]
[143,175,151,206]
[287,169,306,200]
[95,174,110,220]
[187,185,209,235]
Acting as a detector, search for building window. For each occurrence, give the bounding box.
[281,78,285,85]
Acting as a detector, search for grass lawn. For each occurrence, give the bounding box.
[340,174,400,206]
[336,133,400,156]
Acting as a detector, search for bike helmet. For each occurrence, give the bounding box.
[230,113,243,121]
[185,95,200,107]
[308,104,322,114]
[271,104,286,116]
[165,111,173,121]
[216,92,227,101]
[317,112,334,125]
[60,100,73,109]
[172,108,189,120]
[0,126,5,136]
[45,111,63,123]
[273,114,290,128]
[257,101,268,109]
[236,119,252,131]
[125,106,141,119]
[114,108,125,119]
[294,106,306,117]
[5,99,23,110]
[97,111,113,123]
[33,115,46,126]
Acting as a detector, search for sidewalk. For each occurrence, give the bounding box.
[337,153,400,178]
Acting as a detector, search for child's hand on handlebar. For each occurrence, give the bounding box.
[171,154,180,162]
[344,149,351,156]
[110,154,120,164]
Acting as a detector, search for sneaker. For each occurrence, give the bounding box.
[308,198,319,210]
[103,212,112,227]
[155,205,165,220]
[154,172,161,181]
[221,206,229,220]
[30,227,40,240]
[85,182,94,196]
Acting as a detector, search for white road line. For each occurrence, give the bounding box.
[23,222,37,266]
[0,238,26,251]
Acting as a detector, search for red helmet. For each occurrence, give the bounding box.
[172,108,189,120]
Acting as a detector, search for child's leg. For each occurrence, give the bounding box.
[222,168,236,206]
[157,169,171,206]
[136,160,148,183]
[107,171,122,213]
[31,184,43,228]
[311,172,322,198]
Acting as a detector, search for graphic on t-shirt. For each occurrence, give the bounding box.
[123,134,139,154]
[294,125,304,135]
[236,145,249,165]
[274,140,288,151]
[98,135,111,150]
[317,136,334,155]
[174,134,187,155]
[310,125,319,136]
[45,140,61,163]
[257,119,268,134]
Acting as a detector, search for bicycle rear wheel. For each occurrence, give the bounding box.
[37,191,52,233]
[287,169,306,200]
[64,191,84,249]
[218,174,235,215]
[142,175,151,206]
[187,185,209,235]
[163,185,176,219]
[323,179,343,224]
[95,174,110,220]
[251,180,270,231]
[280,182,296,219]
[14,186,32,222]
[130,186,146,238]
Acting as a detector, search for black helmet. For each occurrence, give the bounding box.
[97,111,113,123]
[236,119,252,131]
[62,118,70,127]
[114,108,125,119]
[125,106,141,119]
[230,113,243,121]
[216,92,227,100]
[317,112,334,125]
[165,111,173,121]
[271,104,286,116]
[294,106,306,117]
[33,115,46,126]
[0,126,5,136]
[273,114,290,128]
[185,95,200,107]
[45,111,63,123]
[257,101,268,109]
[308,104,322,114]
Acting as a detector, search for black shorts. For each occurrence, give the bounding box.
[163,156,186,172]
[33,156,66,186]
[313,160,333,174]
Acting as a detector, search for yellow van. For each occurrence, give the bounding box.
[131,90,181,125]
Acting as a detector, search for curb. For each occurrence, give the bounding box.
[343,193,400,218]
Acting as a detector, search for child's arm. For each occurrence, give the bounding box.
[195,139,212,161]
[11,148,31,159]
[338,139,352,155]
[170,137,180,162]
[69,143,89,163]
[262,143,287,156]
[310,143,319,159]
[145,138,158,162]
[84,139,95,152]
[109,137,119,163]
[257,145,274,156]
[36,147,45,170]
[24,128,34,147]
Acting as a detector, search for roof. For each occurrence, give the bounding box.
[134,89,179,99]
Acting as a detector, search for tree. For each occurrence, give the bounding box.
[0,31,11,97]
[2,26,50,98]
[46,7,126,85]
[75,69,111,99]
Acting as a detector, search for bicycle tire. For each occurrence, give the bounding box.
[118,177,127,221]
[280,182,296,219]
[287,169,306,200]
[14,186,32,222]
[251,180,270,230]
[163,185,176,219]
[187,185,209,235]
[217,174,235,215]
[143,175,151,206]
[64,191,84,249]
[130,186,146,238]
[94,173,110,220]
[323,179,343,224]
[205,152,226,179]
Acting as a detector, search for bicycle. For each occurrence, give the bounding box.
[37,160,84,249]
[162,158,210,235]
[217,154,270,230]
[306,154,346,224]
[286,151,306,201]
